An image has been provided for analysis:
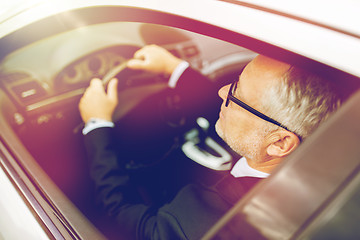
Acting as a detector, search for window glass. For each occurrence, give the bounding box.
[0,21,254,238]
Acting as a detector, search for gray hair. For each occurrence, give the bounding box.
[261,66,342,140]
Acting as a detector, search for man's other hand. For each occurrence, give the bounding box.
[79,78,118,123]
[127,44,182,76]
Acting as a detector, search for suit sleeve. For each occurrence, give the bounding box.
[172,67,221,121]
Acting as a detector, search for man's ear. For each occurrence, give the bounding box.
[266,130,300,157]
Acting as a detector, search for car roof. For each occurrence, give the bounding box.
[236,0,360,37]
[2,0,359,35]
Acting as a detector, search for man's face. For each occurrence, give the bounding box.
[215,55,290,160]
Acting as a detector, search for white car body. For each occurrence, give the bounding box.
[0,1,359,239]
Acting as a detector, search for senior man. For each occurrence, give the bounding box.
[79,45,341,239]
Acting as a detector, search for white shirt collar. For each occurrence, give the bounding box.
[230,157,270,178]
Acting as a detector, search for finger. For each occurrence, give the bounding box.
[90,78,103,87]
[78,96,84,109]
[107,78,118,102]
[133,48,146,60]
[127,59,147,69]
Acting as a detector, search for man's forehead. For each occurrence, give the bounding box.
[238,55,290,86]
[235,55,290,103]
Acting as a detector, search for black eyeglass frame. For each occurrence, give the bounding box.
[225,79,298,137]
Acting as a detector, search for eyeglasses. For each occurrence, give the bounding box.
[225,78,295,135]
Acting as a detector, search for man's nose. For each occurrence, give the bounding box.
[218,84,230,101]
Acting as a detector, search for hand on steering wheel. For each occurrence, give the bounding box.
[79,78,118,123]
[127,45,183,76]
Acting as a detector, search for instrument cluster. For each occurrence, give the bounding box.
[54,49,128,92]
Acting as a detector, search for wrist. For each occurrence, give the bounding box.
[166,58,183,75]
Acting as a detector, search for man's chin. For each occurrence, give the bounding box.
[215,120,224,140]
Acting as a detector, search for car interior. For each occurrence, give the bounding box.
[1,16,359,239]
[0,21,257,238]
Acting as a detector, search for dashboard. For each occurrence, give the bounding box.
[0,21,254,133]
[1,45,139,112]
[0,22,205,129]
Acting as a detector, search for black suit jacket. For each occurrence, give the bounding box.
[84,68,262,239]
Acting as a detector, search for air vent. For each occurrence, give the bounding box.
[11,81,46,104]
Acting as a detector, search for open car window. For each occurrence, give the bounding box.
[0,20,257,238]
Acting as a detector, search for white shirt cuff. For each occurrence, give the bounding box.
[82,118,115,135]
[168,61,189,88]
